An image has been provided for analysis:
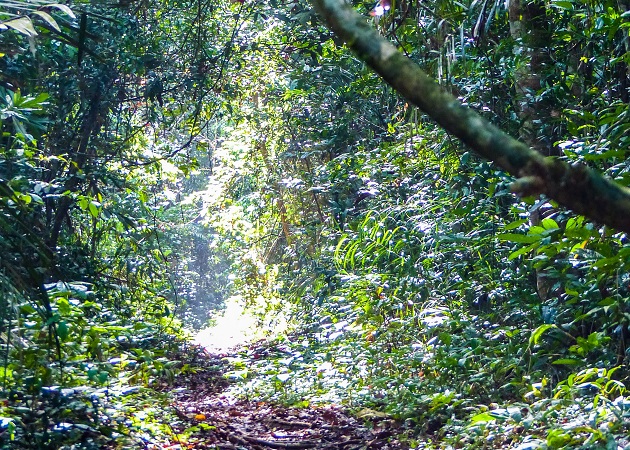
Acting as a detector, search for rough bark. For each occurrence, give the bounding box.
[509,0,555,300]
[508,0,557,156]
[310,0,630,234]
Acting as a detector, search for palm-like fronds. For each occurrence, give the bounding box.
[0,0,75,36]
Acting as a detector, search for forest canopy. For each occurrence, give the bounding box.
[1,0,630,448]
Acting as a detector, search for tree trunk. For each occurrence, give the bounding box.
[508,0,557,156]
[508,0,555,300]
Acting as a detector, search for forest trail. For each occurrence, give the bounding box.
[164,348,411,449]
[193,297,261,353]
[174,303,410,449]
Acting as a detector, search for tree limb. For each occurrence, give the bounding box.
[310,0,630,233]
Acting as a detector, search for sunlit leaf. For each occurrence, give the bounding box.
[497,233,541,244]
[503,219,528,231]
[468,412,495,424]
[2,17,37,36]
[49,3,76,18]
[552,358,581,365]
[32,10,60,31]
[529,324,557,346]
[508,242,539,260]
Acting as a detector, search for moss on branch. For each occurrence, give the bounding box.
[311,0,630,233]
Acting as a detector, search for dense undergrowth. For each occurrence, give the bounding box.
[219,134,630,448]
[3,0,630,448]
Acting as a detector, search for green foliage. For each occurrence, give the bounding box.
[2,0,630,446]
[204,0,630,447]
[0,0,241,447]
[466,368,630,449]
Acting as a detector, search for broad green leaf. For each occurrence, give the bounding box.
[468,412,495,424]
[34,92,49,103]
[508,242,539,260]
[438,332,451,345]
[541,218,559,230]
[565,216,583,230]
[546,429,572,448]
[504,219,528,231]
[57,321,69,340]
[498,233,541,244]
[29,193,43,204]
[20,304,37,314]
[19,193,31,204]
[88,201,100,218]
[529,324,557,346]
[552,358,581,365]
[78,197,89,210]
[592,256,622,269]
[598,297,616,306]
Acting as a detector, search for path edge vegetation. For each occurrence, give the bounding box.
[310,0,630,233]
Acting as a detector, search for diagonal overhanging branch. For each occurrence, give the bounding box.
[310,0,630,234]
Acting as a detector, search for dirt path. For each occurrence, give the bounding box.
[165,349,412,449]
[193,296,263,353]
[173,300,411,449]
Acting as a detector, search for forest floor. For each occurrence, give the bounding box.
[158,346,413,449]
[138,300,415,450]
